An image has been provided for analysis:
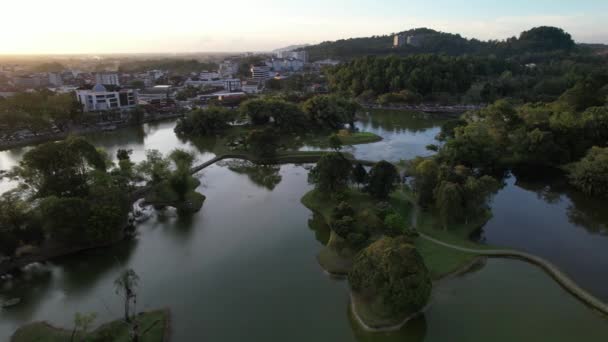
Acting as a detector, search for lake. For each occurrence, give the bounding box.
[1,111,607,341]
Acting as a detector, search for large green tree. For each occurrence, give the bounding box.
[308,153,352,193]
[349,236,432,317]
[365,161,399,199]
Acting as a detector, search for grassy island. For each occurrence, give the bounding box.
[11,309,170,342]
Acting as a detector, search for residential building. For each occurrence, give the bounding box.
[138,85,172,103]
[268,58,304,72]
[95,72,120,86]
[48,72,63,86]
[219,61,239,77]
[242,81,264,94]
[224,78,242,92]
[75,84,137,112]
[250,65,270,81]
[13,75,44,89]
[276,50,309,63]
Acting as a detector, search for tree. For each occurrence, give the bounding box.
[569,146,608,197]
[308,153,353,194]
[301,95,359,129]
[328,134,343,151]
[174,107,233,136]
[410,158,439,208]
[352,163,368,189]
[115,268,141,342]
[349,236,431,317]
[365,161,399,199]
[246,127,280,158]
[462,175,500,223]
[434,181,464,229]
[136,150,171,186]
[239,99,271,125]
[332,201,355,221]
[14,137,106,198]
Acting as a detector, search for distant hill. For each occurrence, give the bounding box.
[300,26,577,61]
[272,44,310,53]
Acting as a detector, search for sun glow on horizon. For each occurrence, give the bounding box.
[1,0,607,54]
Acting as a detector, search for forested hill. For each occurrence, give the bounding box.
[300,26,577,61]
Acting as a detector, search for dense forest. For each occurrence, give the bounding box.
[324,27,607,104]
[301,26,587,61]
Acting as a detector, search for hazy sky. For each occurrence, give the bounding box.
[1,0,607,54]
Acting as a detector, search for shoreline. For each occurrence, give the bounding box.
[0,112,183,152]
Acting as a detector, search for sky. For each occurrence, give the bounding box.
[1,0,607,54]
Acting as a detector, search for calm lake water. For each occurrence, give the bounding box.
[1,112,608,341]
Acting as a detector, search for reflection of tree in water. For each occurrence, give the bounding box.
[348,307,428,342]
[55,238,138,294]
[85,124,146,153]
[187,135,220,155]
[357,111,447,135]
[0,238,138,324]
[512,168,608,235]
[566,190,608,235]
[307,212,331,245]
[221,160,283,190]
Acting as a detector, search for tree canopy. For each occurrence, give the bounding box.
[349,236,432,316]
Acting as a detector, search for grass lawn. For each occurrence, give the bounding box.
[11,309,169,342]
[301,189,383,274]
[338,132,383,145]
[389,188,493,280]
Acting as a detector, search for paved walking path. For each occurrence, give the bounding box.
[418,232,608,315]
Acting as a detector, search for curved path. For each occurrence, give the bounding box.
[189,153,376,174]
[419,232,608,316]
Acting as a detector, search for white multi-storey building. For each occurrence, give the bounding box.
[95,72,120,86]
[75,84,137,112]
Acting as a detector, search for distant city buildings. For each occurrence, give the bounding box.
[223,78,242,92]
[95,72,120,86]
[219,60,239,78]
[48,72,63,86]
[276,50,308,63]
[75,84,137,112]
[250,65,270,81]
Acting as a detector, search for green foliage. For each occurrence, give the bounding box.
[349,236,432,316]
[516,26,575,52]
[569,147,608,197]
[301,95,359,129]
[15,137,106,198]
[246,127,280,158]
[365,161,399,199]
[136,150,171,186]
[328,134,343,151]
[332,201,355,221]
[332,215,355,239]
[308,153,352,193]
[174,107,234,136]
[0,90,81,130]
[239,98,308,131]
[352,163,368,188]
